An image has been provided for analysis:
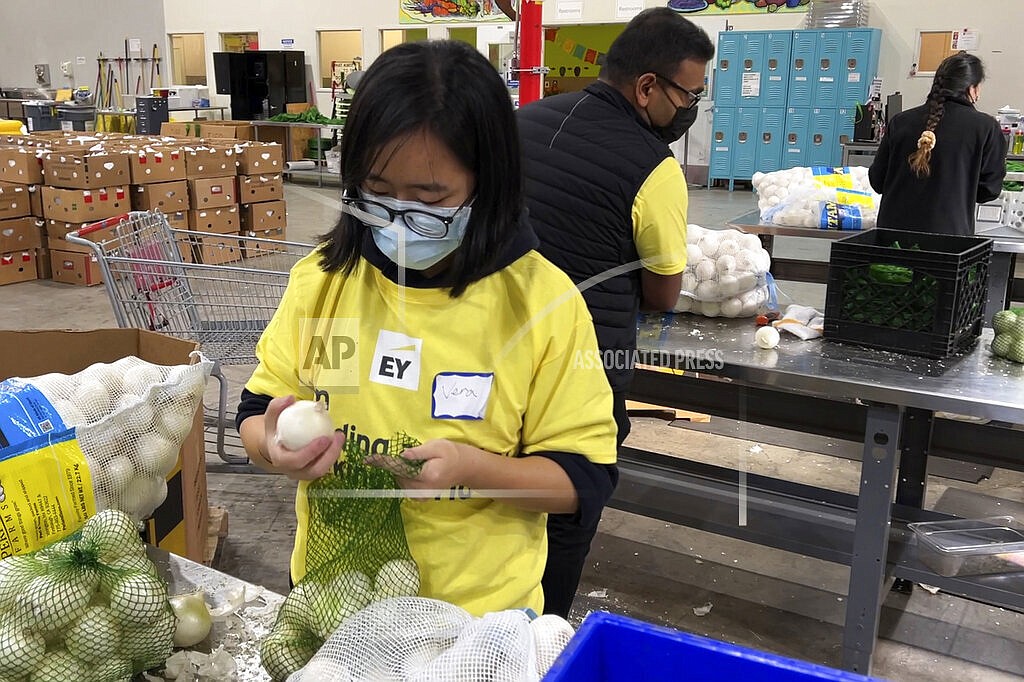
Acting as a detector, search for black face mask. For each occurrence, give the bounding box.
[651,104,699,144]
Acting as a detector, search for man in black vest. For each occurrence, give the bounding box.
[517,8,714,617]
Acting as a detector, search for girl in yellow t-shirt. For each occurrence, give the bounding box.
[237,40,617,616]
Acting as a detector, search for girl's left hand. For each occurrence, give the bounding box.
[366,439,472,491]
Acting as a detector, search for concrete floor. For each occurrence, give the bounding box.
[1,181,1022,681]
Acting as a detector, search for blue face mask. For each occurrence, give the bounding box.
[342,190,472,271]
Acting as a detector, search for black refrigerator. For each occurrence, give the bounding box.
[213,50,306,120]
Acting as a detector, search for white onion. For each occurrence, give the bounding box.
[686,243,703,264]
[720,297,744,317]
[680,271,698,294]
[716,254,736,275]
[695,281,719,300]
[276,400,335,451]
[694,260,717,282]
[169,591,213,648]
[74,379,112,423]
[674,294,692,312]
[697,234,720,259]
[755,326,781,349]
[700,300,720,317]
[718,274,740,297]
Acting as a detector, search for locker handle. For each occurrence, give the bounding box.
[794,58,804,70]
[762,132,772,143]
[720,59,729,70]
[738,132,749,142]
[788,133,798,143]
[820,58,831,70]
[847,58,857,70]
[768,58,778,70]
[714,132,725,143]
[813,133,823,145]
[743,59,753,70]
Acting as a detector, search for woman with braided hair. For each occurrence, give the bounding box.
[869,52,1006,235]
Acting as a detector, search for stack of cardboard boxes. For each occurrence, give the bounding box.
[0,146,46,286]
[0,130,290,287]
[41,146,131,286]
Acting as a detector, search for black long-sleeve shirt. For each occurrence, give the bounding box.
[869,99,1006,236]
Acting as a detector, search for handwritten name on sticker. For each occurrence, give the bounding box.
[431,373,494,420]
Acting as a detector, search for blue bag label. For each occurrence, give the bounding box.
[0,380,67,452]
[819,202,864,231]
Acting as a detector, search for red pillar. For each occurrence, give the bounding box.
[518,0,544,106]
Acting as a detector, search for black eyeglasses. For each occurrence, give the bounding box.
[341,192,470,239]
[655,74,702,110]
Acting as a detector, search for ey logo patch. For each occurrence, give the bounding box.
[370,330,422,391]
[298,317,360,393]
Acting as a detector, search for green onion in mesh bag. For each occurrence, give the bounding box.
[261,432,424,681]
[0,509,174,680]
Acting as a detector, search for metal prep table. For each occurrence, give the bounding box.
[615,314,1024,675]
[250,120,344,188]
[148,546,284,680]
[727,209,1024,322]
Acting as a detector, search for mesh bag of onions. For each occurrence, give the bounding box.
[285,597,575,682]
[0,355,212,552]
[753,166,880,230]
[0,509,174,680]
[674,224,776,318]
[261,433,428,681]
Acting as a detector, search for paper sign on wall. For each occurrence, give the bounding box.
[616,0,644,19]
[557,0,584,20]
[741,72,760,97]
[951,29,978,50]
[281,38,295,50]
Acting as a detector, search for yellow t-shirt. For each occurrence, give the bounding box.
[246,249,618,616]
[632,156,689,275]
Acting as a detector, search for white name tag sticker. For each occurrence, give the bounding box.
[431,373,493,420]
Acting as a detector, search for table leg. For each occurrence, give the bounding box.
[758,234,775,257]
[841,403,902,674]
[895,407,932,508]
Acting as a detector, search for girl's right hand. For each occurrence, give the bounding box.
[264,396,345,480]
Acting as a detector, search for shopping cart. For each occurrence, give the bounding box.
[67,210,315,468]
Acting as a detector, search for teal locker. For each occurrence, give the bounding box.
[783,107,810,168]
[762,31,792,107]
[756,107,786,173]
[715,32,743,107]
[840,28,882,108]
[709,106,735,188]
[732,106,760,180]
[788,31,816,105]
[807,107,837,166]
[836,107,856,164]
[738,32,767,107]
[812,30,844,108]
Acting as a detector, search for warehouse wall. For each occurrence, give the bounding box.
[0,0,166,95]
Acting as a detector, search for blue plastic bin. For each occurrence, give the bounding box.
[544,612,879,681]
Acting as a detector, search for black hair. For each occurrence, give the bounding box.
[319,40,523,298]
[602,7,715,86]
[908,52,986,178]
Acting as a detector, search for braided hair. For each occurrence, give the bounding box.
[908,52,985,178]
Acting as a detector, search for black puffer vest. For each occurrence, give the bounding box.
[517,81,673,392]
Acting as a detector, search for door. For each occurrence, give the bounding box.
[841,28,881,108]
[709,106,735,179]
[788,31,816,106]
[715,32,743,107]
[756,107,786,174]
[807,107,837,167]
[783,107,810,168]
[739,32,766,107]
[762,31,791,108]
[733,106,760,179]
[813,30,844,108]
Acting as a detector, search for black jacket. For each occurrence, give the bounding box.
[517,82,674,392]
[869,99,1006,235]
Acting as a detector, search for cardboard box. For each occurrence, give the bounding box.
[236,144,284,174]
[188,176,236,209]
[0,250,37,285]
[185,146,236,179]
[256,126,316,166]
[188,206,238,234]
[127,147,186,184]
[0,147,44,185]
[195,233,243,265]
[42,148,131,189]
[238,173,283,203]
[161,122,202,138]
[35,247,51,279]
[28,185,43,218]
[50,249,103,286]
[46,218,120,255]
[132,180,188,212]
[0,183,31,219]
[240,200,286,233]
[43,185,128,223]
[45,219,84,241]
[200,120,253,141]
[0,217,44,252]
[241,226,287,255]
[0,329,209,563]
[166,210,188,231]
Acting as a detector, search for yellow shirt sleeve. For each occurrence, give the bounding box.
[520,295,618,465]
[632,156,689,275]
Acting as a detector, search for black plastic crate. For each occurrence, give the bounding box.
[824,228,992,358]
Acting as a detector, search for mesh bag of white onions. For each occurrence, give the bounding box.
[675,224,776,318]
[0,509,174,680]
[285,597,575,682]
[0,354,213,554]
[753,166,880,230]
[261,433,428,681]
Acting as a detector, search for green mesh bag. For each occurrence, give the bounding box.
[261,433,423,681]
[0,509,173,681]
